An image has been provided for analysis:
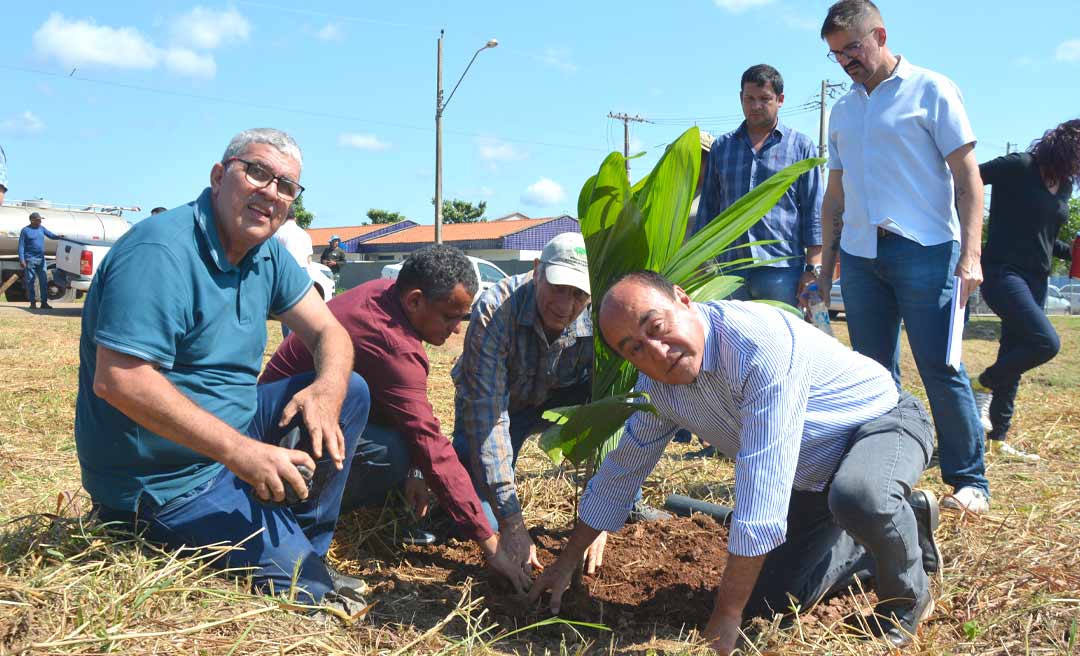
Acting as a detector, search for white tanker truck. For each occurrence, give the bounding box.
[0,199,135,302]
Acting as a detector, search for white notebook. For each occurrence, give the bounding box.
[946,276,964,371]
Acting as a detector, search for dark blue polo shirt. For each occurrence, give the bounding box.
[75,188,312,511]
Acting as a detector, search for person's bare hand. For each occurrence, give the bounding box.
[528,551,577,614]
[815,271,833,310]
[499,514,543,573]
[404,476,429,518]
[702,610,741,655]
[481,534,532,595]
[224,438,314,503]
[583,531,607,575]
[955,254,983,308]
[278,382,345,469]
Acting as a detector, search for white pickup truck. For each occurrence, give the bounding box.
[0,201,133,302]
[52,237,117,297]
[381,256,508,302]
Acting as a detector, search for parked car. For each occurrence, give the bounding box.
[1045,285,1072,315]
[1057,282,1080,314]
[307,262,335,302]
[381,256,508,302]
[828,278,844,318]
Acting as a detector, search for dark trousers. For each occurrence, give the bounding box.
[978,264,1060,440]
[24,256,48,303]
[97,372,371,603]
[745,393,934,619]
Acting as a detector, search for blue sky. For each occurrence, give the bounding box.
[1,1,1078,228]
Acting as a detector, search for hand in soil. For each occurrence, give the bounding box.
[484,536,532,595]
[498,514,544,573]
[528,549,577,615]
[702,612,740,655]
[583,531,607,575]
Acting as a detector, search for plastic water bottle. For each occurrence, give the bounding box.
[805,281,834,337]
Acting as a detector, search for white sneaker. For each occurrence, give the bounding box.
[990,440,1040,462]
[973,390,992,433]
[941,486,990,514]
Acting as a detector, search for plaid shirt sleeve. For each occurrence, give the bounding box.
[455,286,521,520]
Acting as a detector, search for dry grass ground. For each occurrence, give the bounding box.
[1,303,1078,655]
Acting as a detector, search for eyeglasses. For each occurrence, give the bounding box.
[826,30,875,63]
[225,157,305,200]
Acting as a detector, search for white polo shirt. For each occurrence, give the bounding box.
[273,219,314,269]
[827,57,976,258]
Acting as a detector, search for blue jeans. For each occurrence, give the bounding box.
[338,423,411,512]
[840,237,988,495]
[747,394,933,619]
[452,382,643,531]
[978,264,1059,440]
[97,372,371,603]
[730,265,803,307]
[24,256,48,303]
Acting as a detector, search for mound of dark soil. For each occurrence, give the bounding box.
[405,514,729,631]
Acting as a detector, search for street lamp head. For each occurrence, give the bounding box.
[486,39,499,49]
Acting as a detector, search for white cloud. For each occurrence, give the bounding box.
[338,133,392,151]
[537,47,578,74]
[1,111,46,135]
[712,0,776,12]
[171,6,250,49]
[477,137,526,163]
[315,22,344,42]
[478,186,495,198]
[1056,39,1080,62]
[163,47,216,78]
[628,136,645,154]
[33,13,159,70]
[521,178,566,207]
[32,12,230,79]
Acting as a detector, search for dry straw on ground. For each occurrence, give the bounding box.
[1,304,1078,654]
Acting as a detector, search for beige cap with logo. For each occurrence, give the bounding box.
[539,232,590,295]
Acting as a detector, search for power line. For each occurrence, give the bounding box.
[0,63,607,154]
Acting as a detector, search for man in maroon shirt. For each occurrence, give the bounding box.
[260,245,527,590]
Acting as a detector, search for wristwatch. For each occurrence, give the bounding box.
[804,263,823,276]
[407,468,424,481]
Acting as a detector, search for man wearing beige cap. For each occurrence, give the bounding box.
[453,232,670,575]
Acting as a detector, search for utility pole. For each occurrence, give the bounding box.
[434,32,498,244]
[816,80,846,161]
[1005,142,1016,154]
[435,31,444,244]
[608,112,649,181]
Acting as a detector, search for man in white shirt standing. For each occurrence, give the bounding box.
[274,204,314,337]
[274,204,313,268]
[815,0,989,512]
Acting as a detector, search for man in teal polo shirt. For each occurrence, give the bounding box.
[76,128,369,608]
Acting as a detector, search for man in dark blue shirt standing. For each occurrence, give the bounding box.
[18,212,61,309]
[693,65,824,308]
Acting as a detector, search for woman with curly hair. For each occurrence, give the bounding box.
[972,119,1080,462]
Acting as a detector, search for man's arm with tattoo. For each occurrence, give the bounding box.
[817,169,845,305]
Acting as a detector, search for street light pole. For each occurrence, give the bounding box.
[435,31,444,244]
[434,32,497,244]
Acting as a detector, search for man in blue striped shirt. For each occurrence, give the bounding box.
[692,65,824,308]
[531,270,941,652]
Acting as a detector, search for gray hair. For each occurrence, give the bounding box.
[222,128,303,168]
[820,0,882,39]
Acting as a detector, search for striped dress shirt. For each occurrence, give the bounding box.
[452,271,593,519]
[579,300,898,557]
[693,121,823,267]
